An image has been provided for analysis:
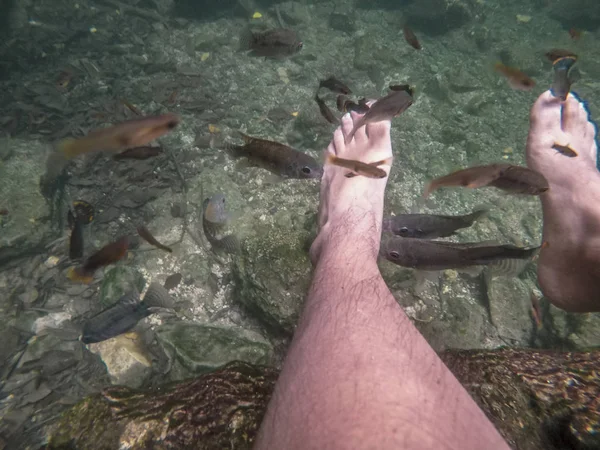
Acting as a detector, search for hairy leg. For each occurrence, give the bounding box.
[526,91,600,312]
[254,114,509,450]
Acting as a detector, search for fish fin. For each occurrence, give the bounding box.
[345,172,357,178]
[66,266,93,284]
[142,282,175,309]
[238,27,255,51]
[58,138,79,159]
[237,131,253,144]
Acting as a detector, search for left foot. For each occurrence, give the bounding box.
[310,112,393,264]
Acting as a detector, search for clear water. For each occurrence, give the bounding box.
[0,0,598,447]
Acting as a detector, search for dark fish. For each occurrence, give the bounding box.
[545,49,577,63]
[380,236,540,271]
[67,200,95,226]
[315,94,339,125]
[137,226,172,253]
[202,193,240,254]
[326,154,390,179]
[494,63,535,91]
[241,28,302,58]
[164,273,182,290]
[389,84,415,96]
[143,281,175,309]
[403,26,421,50]
[81,291,148,344]
[319,76,352,95]
[382,208,487,239]
[113,146,163,160]
[423,164,549,199]
[68,210,84,260]
[58,114,179,160]
[55,70,73,91]
[67,236,129,284]
[551,55,577,101]
[225,132,323,179]
[337,96,370,114]
[336,95,347,112]
[345,90,413,144]
[552,142,578,157]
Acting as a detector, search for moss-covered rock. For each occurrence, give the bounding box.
[156,323,273,374]
[231,224,312,335]
[98,266,146,308]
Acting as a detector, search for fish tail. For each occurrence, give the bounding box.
[66,266,93,284]
[422,181,435,199]
[238,27,255,51]
[553,56,577,72]
[142,282,175,309]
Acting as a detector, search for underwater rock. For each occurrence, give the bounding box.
[45,349,600,450]
[548,0,600,31]
[486,277,533,344]
[329,12,356,34]
[98,266,146,308]
[404,0,475,34]
[156,323,273,374]
[276,1,311,25]
[231,224,312,336]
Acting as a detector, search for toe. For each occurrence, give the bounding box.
[530,90,562,133]
[562,94,588,137]
[332,127,345,155]
[350,111,368,147]
[341,113,354,141]
[366,119,392,148]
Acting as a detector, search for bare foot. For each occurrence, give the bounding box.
[310,111,393,264]
[526,90,600,312]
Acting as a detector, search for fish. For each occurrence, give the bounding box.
[67,236,129,283]
[68,210,84,260]
[483,246,540,282]
[494,63,536,91]
[164,273,182,290]
[337,96,370,114]
[142,281,175,309]
[202,193,240,254]
[389,84,415,96]
[336,95,347,112]
[380,236,540,271]
[81,283,173,344]
[315,94,339,125]
[551,55,577,101]
[530,291,543,329]
[225,132,323,179]
[241,28,303,58]
[67,200,95,226]
[545,49,578,63]
[137,226,172,253]
[345,90,413,144]
[57,114,179,160]
[0,209,8,215]
[325,154,390,179]
[568,28,582,40]
[113,146,163,160]
[319,76,352,95]
[552,142,578,157]
[55,70,73,91]
[423,164,549,199]
[403,25,421,50]
[382,208,487,239]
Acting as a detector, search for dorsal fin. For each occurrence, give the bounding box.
[238,131,253,144]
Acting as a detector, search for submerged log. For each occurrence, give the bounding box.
[45,349,600,450]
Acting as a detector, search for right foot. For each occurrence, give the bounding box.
[526,91,600,312]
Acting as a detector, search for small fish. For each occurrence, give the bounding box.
[67,200,95,226]
[137,226,172,253]
[530,291,543,329]
[345,90,413,144]
[202,193,240,254]
[423,164,549,199]
[315,94,339,125]
[164,273,182,290]
[380,236,539,271]
[552,142,578,157]
[55,70,73,91]
[57,114,179,160]
[225,132,323,179]
[241,28,303,58]
[494,63,536,91]
[336,94,347,112]
[382,208,487,239]
[551,55,577,101]
[403,25,421,50]
[68,210,84,260]
[568,28,582,40]
[67,236,129,283]
[545,49,577,64]
[81,283,173,344]
[325,154,390,179]
[113,146,163,160]
[319,76,352,95]
[389,84,415,96]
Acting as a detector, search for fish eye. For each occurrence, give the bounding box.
[398,227,409,236]
[301,166,312,175]
[389,251,400,259]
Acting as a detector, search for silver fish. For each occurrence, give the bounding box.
[202,193,241,254]
[382,208,487,239]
